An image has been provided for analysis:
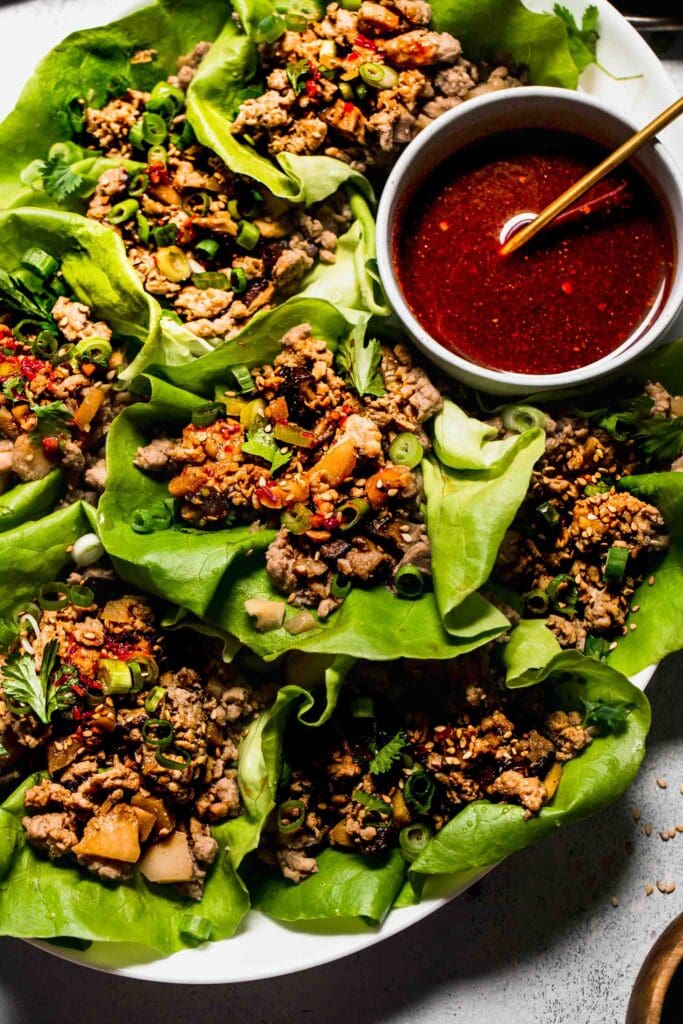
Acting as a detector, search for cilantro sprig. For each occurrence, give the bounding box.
[1,639,61,724]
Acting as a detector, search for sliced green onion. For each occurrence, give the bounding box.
[72,337,113,365]
[399,823,433,863]
[195,238,219,261]
[330,573,352,600]
[170,119,196,149]
[604,544,629,583]
[277,798,306,834]
[140,111,167,145]
[136,211,151,244]
[281,503,313,535]
[142,718,174,748]
[288,0,322,20]
[192,401,226,428]
[129,120,145,150]
[72,532,104,568]
[144,685,165,713]
[338,498,370,532]
[130,503,174,534]
[524,588,549,614]
[21,247,58,280]
[109,199,139,225]
[31,331,59,360]
[182,191,211,216]
[340,0,361,9]
[191,271,229,290]
[149,80,185,114]
[20,159,46,188]
[179,914,211,945]
[501,404,546,433]
[241,189,264,218]
[389,432,423,468]
[48,275,69,298]
[236,220,260,251]
[147,144,167,166]
[129,656,159,693]
[254,13,287,43]
[48,141,84,164]
[359,61,399,90]
[227,199,240,219]
[157,246,191,283]
[128,172,149,197]
[273,422,315,448]
[98,659,133,696]
[584,478,612,497]
[37,582,69,611]
[547,574,578,614]
[536,501,560,528]
[404,770,435,815]
[155,747,192,769]
[230,268,248,294]
[584,634,610,661]
[14,318,46,346]
[230,364,254,393]
[339,81,354,100]
[68,584,94,608]
[152,222,179,248]
[145,95,177,119]
[394,564,424,599]
[12,269,44,293]
[350,696,375,719]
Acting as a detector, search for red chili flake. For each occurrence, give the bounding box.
[309,64,321,81]
[256,484,280,507]
[104,638,138,661]
[148,162,169,185]
[343,101,355,115]
[305,79,320,98]
[561,281,574,295]
[42,436,60,456]
[354,34,376,50]
[20,356,44,380]
[322,515,340,530]
[0,325,13,340]
[72,683,86,698]
[310,513,326,528]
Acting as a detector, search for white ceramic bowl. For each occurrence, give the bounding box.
[376,87,683,395]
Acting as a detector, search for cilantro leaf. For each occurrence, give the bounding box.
[1,638,61,724]
[241,424,292,475]
[369,731,407,775]
[597,394,683,464]
[581,697,631,733]
[336,331,386,398]
[286,59,310,96]
[352,789,389,813]
[30,400,73,440]
[40,156,85,204]
[554,4,641,80]
[0,268,53,319]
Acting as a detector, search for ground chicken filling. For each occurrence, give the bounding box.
[0,292,127,502]
[492,382,681,653]
[135,324,443,618]
[231,0,526,173]
[261,651,596,883]
[1,576,272,898]
[80,44,352,341]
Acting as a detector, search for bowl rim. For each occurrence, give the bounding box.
[375,85,683,392]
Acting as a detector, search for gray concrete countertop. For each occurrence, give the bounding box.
[0,21,680,1024]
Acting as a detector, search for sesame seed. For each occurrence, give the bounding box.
[657,778,668,789]
[632,806,641,821]
[648,576,656,586]
[387,488,398,497]
[660,831,670,842]
[611,896,619,908]
[258,476,266,487]
[632,605,640,613]
[676,825,683,833]
[666,882,676,894]
[657,880,667,893]
[375,479,383,490]
[645,884,654,896]
[609,641,618,651]
[644,823,653,836]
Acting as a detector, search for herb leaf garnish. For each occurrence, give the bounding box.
[581,697,631,733]
[369,731,407,775]
[40,155,85,204]
[336,331,386,398]
[1,639,61,724]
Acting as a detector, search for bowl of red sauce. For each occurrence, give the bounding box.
[376,88,683,394]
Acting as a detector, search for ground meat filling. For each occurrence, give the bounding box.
[492,389,675,651]
[2,582,271,897]
[135,326,442,616]
[230,0,526,173]
[79,47,352,340]
[261,652,594,882]
[0,298,127,503]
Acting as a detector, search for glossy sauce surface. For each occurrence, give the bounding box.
[395,130,675,375]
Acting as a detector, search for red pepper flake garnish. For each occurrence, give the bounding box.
[20,356,44,380]
[354,34,376,50]
[346,51,360,62]
[439,221,449,232]
[42,436,60,455]
[305,79,320,98]
[148,162,169,185]
[343,101,355,115]
[0,325,13,340]
[72,683,86,699]
[561,281,574,295]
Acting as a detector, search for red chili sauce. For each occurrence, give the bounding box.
[394,130,675,375]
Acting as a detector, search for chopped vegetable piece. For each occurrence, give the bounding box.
[71,533,104,568]
[281,503,313,535]
[273,422,315,448]
[359,62,399,89]
[21,247,58,280]
[195,238,219,261]
[330,573,352,599]
[236,220,260,250]
[98,659,133,695]
[191,402,226,428]
[389,432,423,468]
[394,564,424,599]
[191,271,229,290]
[501,405,546,432]
[108,199,139,225]
[399,823,433,862]
[245,598,286,632]
[179,915,212,945]
[139,832,194,883]
[338,498,370,532]
[524,588,550,614]
[604,544,629,583]
[277,798,306,834]
[255,13,287,42]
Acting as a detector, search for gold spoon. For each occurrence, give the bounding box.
[499,95,683,257]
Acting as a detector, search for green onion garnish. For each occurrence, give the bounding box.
[109,199,139,225]
[179,914,212,945]
[170,119,196,149]
[98,659,133,695]
[524,588,549,614]
[536,501,560,528]
[71,532,104,568]
[191,271,229,290]
[604,544,629,583]
[281,503,313,535]
[140,111,167,146]
[547,574,578,614]
[144,685,165,714]
[147,144,167,167]
[128,172,149,197]
[130,503,174,534]
[330,573,352,600]
[152,222,179,248]
[157,246,191,283]
[389,432,423,469]
[350,696,375,719]
[501,405,546,433]
[182,191,211,216]
[148,80,185,114]
[195,238,219,261]
[192,401,226,428]
[20,159,44,188]
[230,364,254,393]
[359,61,399,90]
[404,770,435,815]
[236,220,260,251]
[37,582,69,611]
[136,211,151,245]
[276,798,306,834]
[142,718,174,748]
[129,656,159,694]
[155,747,192,770]
[273,422,315,448]
[68,584,94,608]
[338,498,370,532]
[230,268,248,294]
[48,140,84,164]
[48,275,69,298]
[399,823,433,863]
[394,564,424,599]
[254,13,287,43]
[21,247,58,280]
[31,331,59,360]
[72,337,113,366]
